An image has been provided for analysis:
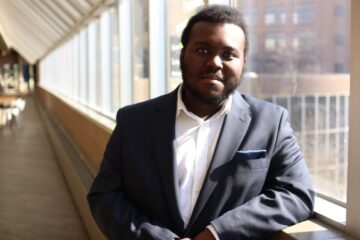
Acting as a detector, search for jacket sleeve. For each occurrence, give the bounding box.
[210,109,315,239]
[87,109,179,240]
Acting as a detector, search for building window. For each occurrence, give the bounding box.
[293,3,315,25]
[335,5,345,16]
[264,5,286,26]
[334,34,345,45]
[334,63,345,73]
[264,32,286,52]
[243,5,256,26]
[293,32,314,51]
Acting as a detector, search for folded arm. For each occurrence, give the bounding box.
[210,109,315,239]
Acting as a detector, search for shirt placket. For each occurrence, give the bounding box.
[191,120,210,212]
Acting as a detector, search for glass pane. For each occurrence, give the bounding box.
[330,96,337,129]
[167,0,205,92]
[100,10,112,114]
[293,3,314,25]
[264,4,286,26]
[234,0,350,202]
[291,96,302,132]
[304,133,315,169]
[88,20,100,109]
[133,0,150,103]
[305,96,315,131]
[318,96,327,130]
[339,95,346,128]
[276,97,288,109]
[72,36,80,101]
[79,29,88,104]
[110,6,121,115]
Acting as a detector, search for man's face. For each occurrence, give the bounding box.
[180,22,246,105]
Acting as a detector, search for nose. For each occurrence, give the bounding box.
[205,54,223,71]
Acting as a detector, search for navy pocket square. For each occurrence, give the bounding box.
[236,149,267,159]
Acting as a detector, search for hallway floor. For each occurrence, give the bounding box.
[0,95,89,239]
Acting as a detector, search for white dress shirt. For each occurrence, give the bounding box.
[173,85,232,230]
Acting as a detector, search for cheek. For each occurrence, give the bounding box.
[224,63,244,80]
[184,57,203,76]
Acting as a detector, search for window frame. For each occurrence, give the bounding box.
[346,0,360,237]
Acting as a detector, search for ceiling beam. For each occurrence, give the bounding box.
[21,0,64,39]
[4,2,53,48]
[67,0,92,15]
[41,0,76,27]
[9,1,58,43]
[54,0,83,22]
[31,0,71,33]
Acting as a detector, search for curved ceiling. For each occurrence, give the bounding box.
[0,0,114,64]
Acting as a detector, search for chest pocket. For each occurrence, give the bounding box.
[232,150,269,171]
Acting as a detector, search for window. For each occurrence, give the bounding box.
[235,0,350,203]
[335,5,345,16]
[264,32,286,51]
[87,20,100,109]
[243,5,256,26]
[133,0,150,103]
[72,36,80,101]
[293,32,314,51]
[110,7,121,115]
[334,63,345,73]
[293,3,315,25]
[79,29,88,104]
[100,10,112,114]
[335,34,345,45]
[264,5,286,26]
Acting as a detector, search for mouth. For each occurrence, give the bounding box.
[200,74,224,82]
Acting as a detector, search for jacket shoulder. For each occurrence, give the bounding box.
[241,94,286,116]
[115,89,177,121]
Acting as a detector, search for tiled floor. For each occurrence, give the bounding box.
[0,96,89,239]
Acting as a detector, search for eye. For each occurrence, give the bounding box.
[196,48,209,55]
[222,51,235,60]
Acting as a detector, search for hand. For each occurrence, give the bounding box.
[194,228,216,240]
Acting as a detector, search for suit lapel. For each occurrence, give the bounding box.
[188,92,251,228]
[151,89,184,231]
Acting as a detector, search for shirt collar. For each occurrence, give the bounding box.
[176,84,233,119]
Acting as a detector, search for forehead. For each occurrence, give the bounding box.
[188,21,246,49]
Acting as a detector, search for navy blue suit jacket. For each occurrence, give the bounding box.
[87,88,314,239]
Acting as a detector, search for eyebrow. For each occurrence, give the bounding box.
[193,41,238,52]
[224,46,238,52]
[193,41,210,47]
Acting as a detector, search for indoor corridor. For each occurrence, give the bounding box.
[0,95,89,239]
[0,0,360,239]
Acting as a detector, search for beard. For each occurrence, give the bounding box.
[180,57,243,106]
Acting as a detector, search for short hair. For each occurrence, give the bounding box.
[181,5,249,58]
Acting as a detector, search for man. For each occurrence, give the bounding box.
[88,5,314,240]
